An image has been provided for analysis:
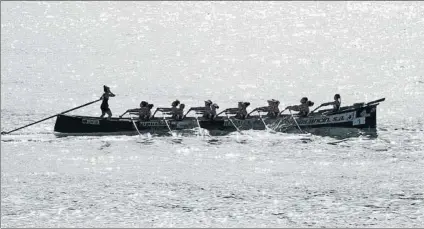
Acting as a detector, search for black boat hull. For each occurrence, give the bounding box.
[54,104,379,137]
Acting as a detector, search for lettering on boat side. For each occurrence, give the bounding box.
[353,117,366,126]
[297,117,331,125]
[283,112,355,126]
[140,121,167,127]
[225,112,356,127]
[82,119,100,125]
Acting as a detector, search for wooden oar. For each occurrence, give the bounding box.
[216,109,227,117]
[226,114,242,133]
[248,107,268,116]
[247,108,258,116]
[1,99,102,135]
[151,108,162,118]
[162,115,173,134]
[183,108,193,118]
[310,105,322,114]
[119,110,129,118]
[257,111,271,131]
[289,110,303,133]
[129,114,143,137]
[279,108,288,115]
[366,98,385,106]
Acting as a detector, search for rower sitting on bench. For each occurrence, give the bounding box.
[183,100,220,120]
[203,100,219,119]
[285,97,314,117]
[154,100,185,120]
[120,101,154,120]
[313,94,341,113]
[174,103,185,121]
[218,102,250,119]
[185,100,212,117]
[249,99,280,117]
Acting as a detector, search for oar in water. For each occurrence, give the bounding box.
[1,99,102,135]
[193,115,207,137]
[272,118,283,131]
[268,108,288,131]
[194,115,201,130]
[257,111,271,131]
[162,115,173,134]
[289,110,304,133]
[226,114,242,133]
[129,114,143,137]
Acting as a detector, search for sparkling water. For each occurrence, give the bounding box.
[2,2,423,227]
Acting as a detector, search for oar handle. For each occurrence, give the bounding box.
[216,110,227,116]
[247,108,258,116]
[119,110,129,118]
[151,108,162,118]
[183,108,193,118]
[1,99,102,135]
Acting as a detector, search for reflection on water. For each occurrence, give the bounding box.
[206,139,222,145]
[137,138,155,145]
[170,138,183,144]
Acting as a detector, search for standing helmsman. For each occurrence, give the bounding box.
[100,85,116,118]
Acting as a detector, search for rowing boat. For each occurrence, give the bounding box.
[54,99,382,137]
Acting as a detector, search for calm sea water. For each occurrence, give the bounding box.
[1,1,424,227]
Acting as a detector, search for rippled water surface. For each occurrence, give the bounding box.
[1,1,424,227]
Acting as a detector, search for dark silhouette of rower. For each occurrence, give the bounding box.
[319,94,341,111]
[235,102,250,119]
[286,97,314,117]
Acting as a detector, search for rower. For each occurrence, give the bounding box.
[140,103,154,120]
[122,101,152,120]
[201,100,219,119]
[216,101,250,119]
[171,100,181,119]
[249,99,280,117]
[318,94,341,111]
[147,104,154,117]
[174,103,185,121]
[137,101,149,120]
[285,97,314,117]
[235,102,250,119]
[209,103,219,119]
[186,100,212,117]
[153,100,182,120]
[203,100,212,117]
[265,99,280,117]
[183,100,219,120]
